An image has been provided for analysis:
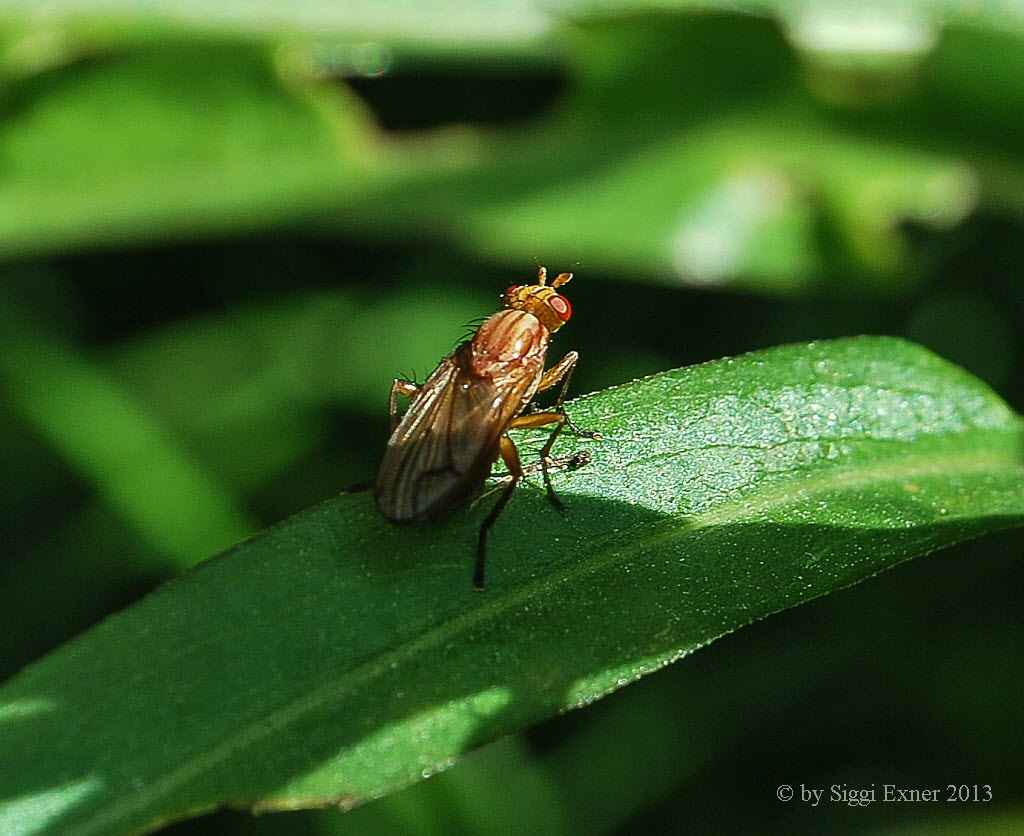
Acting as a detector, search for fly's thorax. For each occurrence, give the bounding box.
[470,309,549,368]
[502,282,572,333]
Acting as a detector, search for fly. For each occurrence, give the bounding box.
[374,267,598,589]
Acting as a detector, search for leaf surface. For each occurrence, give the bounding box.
[2,336,1023,835]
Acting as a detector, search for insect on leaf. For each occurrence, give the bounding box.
[2,337,1023,835]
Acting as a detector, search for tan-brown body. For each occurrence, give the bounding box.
[374,308,550,523]
[372,267,594,588]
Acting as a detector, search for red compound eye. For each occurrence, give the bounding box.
[549,294,572,321]
[504,285,523,299]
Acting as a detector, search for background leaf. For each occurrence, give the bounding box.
[2,337,1022,835]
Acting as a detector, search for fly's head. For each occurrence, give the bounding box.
[502,266,573,334]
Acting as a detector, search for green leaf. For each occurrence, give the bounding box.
[345,13,992,293]
[2,337,1023,835]
[0,43,370,257]
[0,0,562,51]
[2,4,1023,292]
[0,292,257,569]
[4,0,1024,45]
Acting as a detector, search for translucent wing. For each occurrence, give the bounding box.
[374,344,536,522]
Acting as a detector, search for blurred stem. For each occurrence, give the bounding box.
[0,292,256,568]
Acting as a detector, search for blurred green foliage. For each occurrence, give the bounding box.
[1,1,1023,834]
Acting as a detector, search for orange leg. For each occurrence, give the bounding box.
[536,350,577,394]
[533,351,600,440]
[345,379,421,494]
[388,379,420,432]
[475,353,597,589]
[506,410,573,512]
